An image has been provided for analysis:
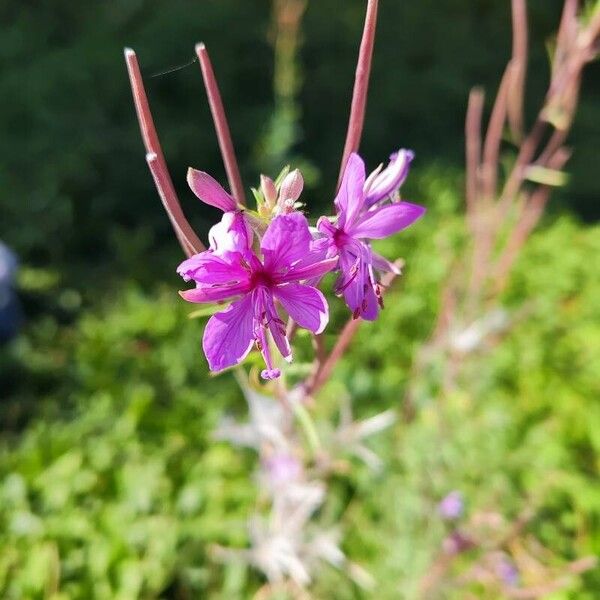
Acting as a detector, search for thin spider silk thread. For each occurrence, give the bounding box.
[150,56,198,78]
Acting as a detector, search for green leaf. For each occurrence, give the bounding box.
[274,164,291,188]
[525,165,569,187]
[250,187,264,208]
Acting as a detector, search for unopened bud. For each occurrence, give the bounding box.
[278,169,304,205]
[260,175,278,208]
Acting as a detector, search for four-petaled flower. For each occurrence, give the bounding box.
[317,152,425,320]
[178,212,336,379]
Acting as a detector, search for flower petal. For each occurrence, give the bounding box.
[371,250,402,274]
[361,264,380,321]
[251,288,287,379]
[179,281,248,303]
[258,288,291,362]
[341,267,379,321]
[278,256,339,283]
[335,153,366,229]
[364,149,414,206]
[187,168,237,212]
[335,244,380,321]
[348,201,425,239]
[337,249,363,311]
[260,212,313,273]
[177,248,249,284]
[178,246,252,304]
[208,211,253,254]
[316,216,338,238]
[274,283,329,334]
[203,295,255,372]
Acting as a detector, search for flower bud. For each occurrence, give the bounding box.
[260,175,278,208]
[278,169,304,204]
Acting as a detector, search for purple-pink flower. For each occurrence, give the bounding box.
[317,151,425,320]
[438,490,464,520]
[178,211,336,379]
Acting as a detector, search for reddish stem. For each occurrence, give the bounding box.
[481,64,511,201]
[195,44,246,206]
[507,0,528,140]
[337,0,379,188]
[146,153,199,257]
[304,263,401,397]
[554,0,579,78]
[124,48,204,256]
[464,87,484,218]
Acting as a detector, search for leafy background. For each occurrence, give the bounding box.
[0,0,599,598]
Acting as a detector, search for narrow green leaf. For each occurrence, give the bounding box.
[250,187,264,207]
[525,165,569,187]
[274,165,290,188]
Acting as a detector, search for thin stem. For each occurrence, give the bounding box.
[507,0,528,140]
[464,87,489,316]
[464,87,484,218]
[554,0,579,79]
[146,153,202,257]
[286,318,299,342]
[337,0,379,189]
[124,48,204,256]
[312,333,327,365]
[292,400,322,455]
[195,43,246,206]
[497,117,546,214]
[481,64,511,201]
[301,333,326,396]
[537,123,569,166]
[304,263,402,397]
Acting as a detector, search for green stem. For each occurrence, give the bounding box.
[292,399,321,456]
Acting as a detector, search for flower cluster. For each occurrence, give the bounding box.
[178,151,425,378]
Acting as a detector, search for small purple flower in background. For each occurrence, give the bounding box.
[495,554,520,587]
[178,212,336,379]
[438,490,464,520]
[265,453,303,488]
[317,152,425,320]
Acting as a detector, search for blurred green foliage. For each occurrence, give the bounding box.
[1,0,599,597]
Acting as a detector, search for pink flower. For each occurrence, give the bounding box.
[317,152,425,320]
[178,212,336,379]
[438,490,464,520]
